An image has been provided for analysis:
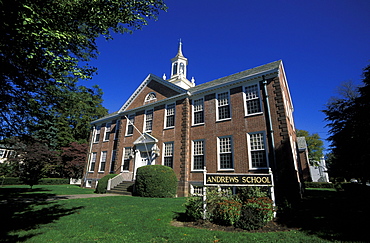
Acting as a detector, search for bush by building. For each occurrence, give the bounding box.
[135,165,177,198]
[95,174,117,194]
[184,186,275,230]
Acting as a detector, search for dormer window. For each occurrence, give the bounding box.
[145,92,157,104]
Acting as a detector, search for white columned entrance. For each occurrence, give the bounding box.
[132,133,160,179]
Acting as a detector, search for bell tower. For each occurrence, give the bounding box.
[167,40,195,89]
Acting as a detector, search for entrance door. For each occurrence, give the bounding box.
[140,151,152,166]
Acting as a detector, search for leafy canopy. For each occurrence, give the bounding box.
[0,0,167,138]
[323,65,370,182]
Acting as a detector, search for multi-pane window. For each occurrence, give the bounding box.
[89,152,97,171]
[219,136,233,169]
[145,109,153,132]
[99,151,107,172]
[245,84,262,115]
[193,140,204,170]
[145,92,157,104]
[193,98,204,125]
[165,103,175,128]
[126,115,135,136]
[123,147,131,171]
[110,150,116,172]
[94,126,101,143]
[217,92,231,120]
[114,120,120,140]
[104,123,111,141]
[249,133,267,168]
[163,142,174,168]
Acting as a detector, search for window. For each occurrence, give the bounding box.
[123,147,131,171]
[245,84,262,115]
[217,92,231,120]
[110,150,116,172]
[126,115,135,136]
[163,142,174,168]
[145,92,157,104]
[104,123,111,141]
[114,120,120,140]
[99,151,107,172]
[89,152,97,172]
[218,136,233,170]
[165,103,175,128]
[248,132,268,169]
[193,140,204,170]
[145,109,153,132]
[94,126,101,143]
[193,98,204,125]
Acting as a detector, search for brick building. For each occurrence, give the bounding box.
[83,43,306,200]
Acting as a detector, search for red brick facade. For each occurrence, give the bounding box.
[83,60,304,200]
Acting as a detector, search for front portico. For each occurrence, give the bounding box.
[132,133,160,179]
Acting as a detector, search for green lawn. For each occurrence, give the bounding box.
[0,184,368,242]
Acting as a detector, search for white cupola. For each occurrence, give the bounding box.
[167,40,195,89]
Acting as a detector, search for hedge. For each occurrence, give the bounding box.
[95,174,118,194]
[304,182,334,189]
[1,177,69,185]
[135,165,178,198]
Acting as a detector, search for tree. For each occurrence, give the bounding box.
[8,137,60,188]
[30,84,108,149]
[323,67,370,183]
[296,130,324,165]
[0,0,167,139]
[60,142,88,179]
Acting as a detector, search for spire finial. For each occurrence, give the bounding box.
[177,38,183,56]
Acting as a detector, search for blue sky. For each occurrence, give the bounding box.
[85,0,370,151]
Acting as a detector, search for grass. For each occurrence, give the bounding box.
[0,184,368,242]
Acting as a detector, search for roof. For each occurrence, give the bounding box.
[189,60,282,94]
[91,60,283,125]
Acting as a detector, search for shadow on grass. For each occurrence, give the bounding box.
[278,184,370,242]
[0,187,84,242]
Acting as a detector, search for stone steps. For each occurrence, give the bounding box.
[107,181,134,195]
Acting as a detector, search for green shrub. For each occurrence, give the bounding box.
[135,165,177,198]
[184,196,203,220]
[213,198,242,226]
[95,174,117,194]
[1,177,22,185]
[236,205,266,230]
[40,178,69,185]
[1,177,69,185]
[236,197,274,230]
[304,182,334,189]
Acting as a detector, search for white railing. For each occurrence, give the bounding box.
[107,172,134,190]
[107,174,124,191]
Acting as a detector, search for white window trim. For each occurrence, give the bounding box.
[110,150,116,173]
[89,152,97,172]
[93,126,101,143]
[243,82,263,117]
[163,142,174,168]
[216,91,232,121]
[99,151,107,172]
[247,131,269,170]
[103,123,111,141]
[144,109,154,132]
[192,97,205,126]
[122,147,131,172]
[114,120,120,140]
[191,139,205,171]
[217,136,234,171]
[164,103,176,129]
[125,114,135,136]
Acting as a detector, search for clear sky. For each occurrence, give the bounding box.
[85,0,370,151]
